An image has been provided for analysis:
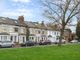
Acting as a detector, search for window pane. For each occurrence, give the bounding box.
[14,28,18,32]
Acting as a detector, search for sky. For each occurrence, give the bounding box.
[0,0,46,22]
[0,0,77,32]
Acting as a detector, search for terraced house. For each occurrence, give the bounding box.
[0,16,60,44]
[47,27,60,43]
[46,25,60,42]
[0,16,27,44]
[25,21,60,43]
[25,21,48,42]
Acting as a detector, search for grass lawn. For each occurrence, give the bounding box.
[0,44,80,60]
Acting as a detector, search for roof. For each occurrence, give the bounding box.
[35,24,47,30]
[0,16,59,31]
[46,24,59,31]
[64,29,72,32]
[46,26,53,30]
[25,21,37,28]
[25,21,47,30]
[0,32,9,35]
[0,17,27,27]
[0,17,16,25]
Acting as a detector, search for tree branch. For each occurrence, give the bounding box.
[65,1,80,25]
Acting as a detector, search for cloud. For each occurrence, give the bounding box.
[0,8,33,20]
[12,0,31,3]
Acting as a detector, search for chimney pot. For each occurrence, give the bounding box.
[18,16,24,24]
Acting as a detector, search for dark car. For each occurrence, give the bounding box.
[39,40,51,45]
[26,41,35,46]
[20,42,26,47]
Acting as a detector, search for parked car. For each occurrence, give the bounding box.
[0,41,14,48]
[20,42,26,47]
[50,40,56,44]
[26,40,35,46]
[55,39,66,44]
[39,40,51,45]
[70,40,78,43]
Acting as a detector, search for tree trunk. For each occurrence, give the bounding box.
[58,27,64,46]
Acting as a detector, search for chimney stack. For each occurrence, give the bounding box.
[41,21,44,26]
[18,16,24,24]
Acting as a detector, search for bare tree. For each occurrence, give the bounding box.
[41,0,80,46]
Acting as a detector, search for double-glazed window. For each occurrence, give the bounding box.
[54,32,56,35]
[14,36,17,42]
[23,37,25,42]
[42,31,44,34]
[10,36,13,41]
[1,36,7,41]
[29,37,34,40]
[38,31,45,34]
[38,31,40,34]
[14,28,18,32]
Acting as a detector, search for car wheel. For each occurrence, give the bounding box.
[0,45,1,48]
[12,44,14,47]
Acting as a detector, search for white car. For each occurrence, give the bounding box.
[55,39,66,44]
[0,41,14,48]
[70,40,78,43]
